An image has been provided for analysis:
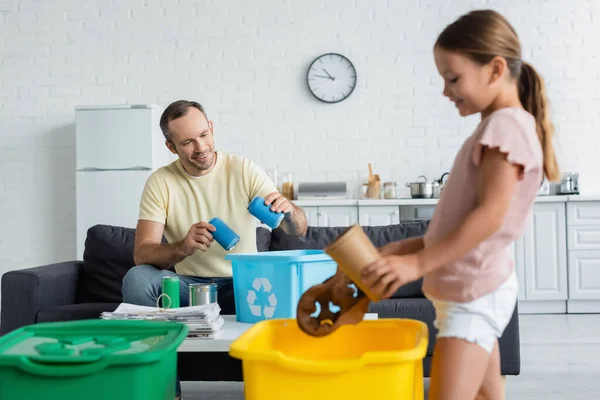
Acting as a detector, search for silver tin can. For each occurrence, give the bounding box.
[189,283,218,306]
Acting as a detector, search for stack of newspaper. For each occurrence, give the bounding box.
[101,302,224,339]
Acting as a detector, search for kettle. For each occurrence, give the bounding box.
[558,172,579,195]
[434,173,449,198]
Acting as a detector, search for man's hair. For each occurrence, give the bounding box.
[159,100,208,142]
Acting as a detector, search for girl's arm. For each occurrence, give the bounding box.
[379,236,424,256]
[415,146,522,274]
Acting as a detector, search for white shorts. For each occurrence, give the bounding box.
[425,270,518,354]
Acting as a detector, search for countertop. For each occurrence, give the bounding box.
[567,195,600,202]
[292,195,596,207]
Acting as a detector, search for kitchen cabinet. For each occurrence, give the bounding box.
[567,202,600,226]
[297,205,358,227]
[519,203,568,313]
[399,205,436,222]
[359,206,400,226]
[515,203,568,313]
[568,251,600,300]
[317,206,358,227]
[566,201,600,313]
[301,206,319,227]
[293,196,600,314]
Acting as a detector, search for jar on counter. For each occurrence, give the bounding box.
[383,181,397,199]
[280,172,294,200]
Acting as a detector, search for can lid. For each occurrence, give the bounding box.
[0,320,188,374]
[190,283,218,292]
[226,236,240,251]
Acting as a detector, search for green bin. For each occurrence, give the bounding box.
[0,319,188,400]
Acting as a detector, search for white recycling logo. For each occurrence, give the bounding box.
[247,277,277,318]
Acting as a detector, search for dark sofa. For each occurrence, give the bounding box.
[0,222,520,381]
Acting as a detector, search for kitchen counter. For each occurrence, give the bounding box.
[294,195,570,207]
[567,194,600,202]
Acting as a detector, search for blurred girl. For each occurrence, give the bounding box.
[362,9,560,400]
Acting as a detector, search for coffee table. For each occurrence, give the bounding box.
[178,313,379,353]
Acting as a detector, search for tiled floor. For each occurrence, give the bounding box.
[181,314,600,399]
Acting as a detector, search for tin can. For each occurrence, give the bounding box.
[189,283,218,306]
[209,217,240,251]
[161,276,180,308]
[247,196,285,229]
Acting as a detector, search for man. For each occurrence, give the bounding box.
[121,100,307,399]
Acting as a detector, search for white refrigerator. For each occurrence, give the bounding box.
[75,104,176,259]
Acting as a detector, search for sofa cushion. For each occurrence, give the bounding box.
[269,222,429,298]
[36,303,120,323]
[269,222,429,250]
[256,227,272,252]
[76,225,137,303]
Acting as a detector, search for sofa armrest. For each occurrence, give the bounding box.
[1,261,82,335]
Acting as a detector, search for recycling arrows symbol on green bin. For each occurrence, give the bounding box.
[247,277,277,318]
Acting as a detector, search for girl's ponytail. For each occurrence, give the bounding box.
[518,62,561,181]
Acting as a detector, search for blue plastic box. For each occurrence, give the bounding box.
[224,250,338,323]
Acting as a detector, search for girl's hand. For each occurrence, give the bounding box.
[361,254,424,299]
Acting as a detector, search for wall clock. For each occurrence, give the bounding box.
[307,53,357,103]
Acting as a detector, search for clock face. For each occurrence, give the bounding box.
[307,53,357,103]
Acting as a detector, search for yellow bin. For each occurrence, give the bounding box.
[229,318,428,400]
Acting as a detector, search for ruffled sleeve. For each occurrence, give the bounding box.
[472,112,541,178]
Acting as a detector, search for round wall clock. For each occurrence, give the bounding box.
[306,53,357,103]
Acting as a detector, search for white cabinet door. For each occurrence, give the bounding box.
[510,236,527,300]
[567,202,600,226]
[568,226,600,250]
[523,203,568,300]
[317,206,358,227]
[300,206,319,227]
[359,206,400,226]
[76,108,155,170]
[568,250,600,299]
[76,170,151,259]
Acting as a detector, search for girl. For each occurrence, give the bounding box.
[362,9,560,400]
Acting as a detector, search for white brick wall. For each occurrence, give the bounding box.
[1,0,600,279]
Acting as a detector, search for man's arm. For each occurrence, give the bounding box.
[133,220,186,269]
[263,192,308,236]
[280,202,308,236]
[242,158,307,235]
[133,220,216,269]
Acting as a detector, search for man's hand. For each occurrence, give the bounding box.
[361,254,424,299]
[262,190,307,236]
[180,222,216,255]
[264,191,294,215]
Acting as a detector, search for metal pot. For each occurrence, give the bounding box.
[406,176,439,198]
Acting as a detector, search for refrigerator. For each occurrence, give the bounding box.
[75,104,177,259]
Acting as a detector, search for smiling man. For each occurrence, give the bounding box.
[121,100,308,399]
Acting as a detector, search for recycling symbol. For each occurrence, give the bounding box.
[247,277,277,318]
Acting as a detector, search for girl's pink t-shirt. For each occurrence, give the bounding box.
[422,107,544,303]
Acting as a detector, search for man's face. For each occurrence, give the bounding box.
[166,107,216,176]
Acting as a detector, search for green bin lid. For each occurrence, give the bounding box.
[0,319,188,377]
